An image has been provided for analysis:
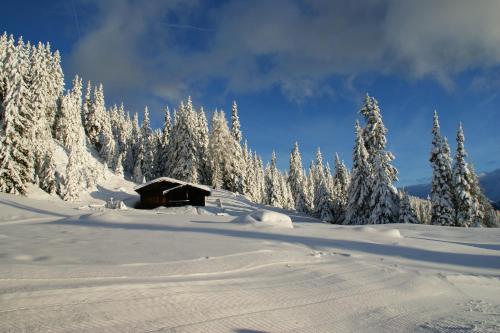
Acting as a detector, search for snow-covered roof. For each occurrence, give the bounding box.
[134,177,211,194]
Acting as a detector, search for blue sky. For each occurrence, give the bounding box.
[2,0,500,185]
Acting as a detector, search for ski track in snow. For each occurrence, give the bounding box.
[0,189,499,332]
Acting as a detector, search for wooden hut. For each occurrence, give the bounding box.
[134,177,211,209]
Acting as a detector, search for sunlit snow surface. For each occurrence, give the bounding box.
[0,182,499,332]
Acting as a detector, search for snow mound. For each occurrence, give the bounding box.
[154,205,201,216]
[237,209,293,229]
[355,226,403,238]
[380,228,403,238]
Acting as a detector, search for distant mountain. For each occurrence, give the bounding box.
[405,168,500,205]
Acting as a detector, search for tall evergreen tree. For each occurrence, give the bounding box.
[279,171,295,210]
[289,142,308,213]
[305,161,316,214]
[264,151,283,208]
[345,121,372,224]
[55,75,84,150]
[30,42,55,181]
[332,153,350,223]
[0,32,8,118]
[195,107,211,185]
[430,111,455,226]
[62,148,80,202]
[86,83,105,148]
[360,94,399,224]
[39,150,57,194]
[167,100,199,183]
[314,150,335,222]
[469,164,497,227]
[312,148,325,217]
[140,106,155,180]
[231,101,242,143]
[398,190,419,224]
[0,36,34,195]
[156,107,171,177]
[81,80,92,139]
[126,112,141,175]
[452,123,475,227]
[46,46,64,131]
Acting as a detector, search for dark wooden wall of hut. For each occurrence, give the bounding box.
[137,181,208,209]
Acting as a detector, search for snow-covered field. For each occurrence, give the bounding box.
[0,182,499,332]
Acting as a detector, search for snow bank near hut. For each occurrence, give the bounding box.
[237,209,294,229]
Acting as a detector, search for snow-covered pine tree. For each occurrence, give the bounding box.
[360,94,399,224]
[305,162,315,214]
[109,104,120,146]
[0,32,7,117]
[30,42,55,181]
[369,150,399,224]
[345,121,372,224]
[325,162,336,198]
[62,148,80,202]
[289,142,308,213]
[167,100,199,183]
[360,94,392,168]
[81,80,92,139]
[114,152,124,177]
[231,101,242,144]
[208,107,245,193]
[156,106,171,177]
[249,152,265,203]
[0,36,34,195]
[98,102,116,168]
[332,153,350,224]
[313,151,335,222]
[312,148,326,217]
[118,104,130,153]
[398,190,419,224]
[242,140,253,198]
[126,112,141,175]
[55,75,84,150]
[468,164,497,227]
[208,111,224,189]
[140,106,155,180]
[132,154,143,184]
[209,110,230,189]
[279,171,295,210]
[264,152,283,208]
[151,128,163,178]
[196,107,211,185]
[258,155,267,203]
[409,196,432,225]
[46,46,64,132]
[452,123,475,227]
[39,150,57,194]
[429,111,455,226]
[86,83,105,148]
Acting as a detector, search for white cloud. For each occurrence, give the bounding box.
[68,0,500,105]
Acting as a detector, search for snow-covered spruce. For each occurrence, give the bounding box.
[360,94,399,224]
[345,121,372,225]
[398,190,419,224]
[0,36,34,195]
[288,142,308,213]
[429,111,456,226]
[332,153,350,224]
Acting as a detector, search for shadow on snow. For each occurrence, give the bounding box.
[47,217,500,270]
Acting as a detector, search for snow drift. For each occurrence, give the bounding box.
[236,209,294,229]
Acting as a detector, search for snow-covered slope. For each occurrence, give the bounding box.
[0,189,499,332]
[27,140,140,207]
